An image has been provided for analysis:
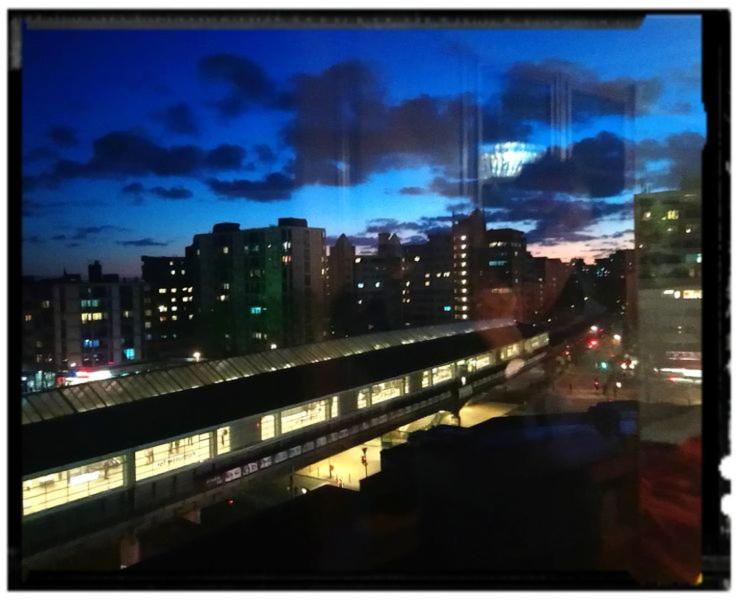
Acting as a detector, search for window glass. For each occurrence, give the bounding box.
[23,456,125,516]
[134,433,212,481]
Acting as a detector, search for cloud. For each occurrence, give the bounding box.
[636,131,704,188]
[47,126,78,148]
[501,60,663,125]
[360,215,456,239]
[206,172,295,201]
[204,144,246,170]
[254,144,277,165]
[153,102,199,135]
[284,61,481,186]
[446,200,475,214]
[121,182,145,196]
[399,186,425,195]
[483,189,632,244]
[325,234,377,247]
[25,146,57,163]
[70,225,125,240]
[116,238,169,247]
[198,53,289,117]
[428,176,477,198]
[23,235,43,244]
[150,186,193,200]
[29,131,249,186]
[515,131,629,198]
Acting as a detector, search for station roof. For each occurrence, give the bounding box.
[22,319,516,426]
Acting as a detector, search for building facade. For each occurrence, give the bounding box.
[141,256,195,360]
[22,262,144,375]
[186,219,327,357]
[401,232,454,327]
[634,189,701,380]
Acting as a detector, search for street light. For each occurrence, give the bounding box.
[192,351,201,362]
[613,334,622,342]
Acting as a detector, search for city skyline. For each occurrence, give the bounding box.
[22,17,704,277]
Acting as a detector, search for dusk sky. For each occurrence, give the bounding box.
[22,16,704,277]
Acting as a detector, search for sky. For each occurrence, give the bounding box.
[22,16,704,277]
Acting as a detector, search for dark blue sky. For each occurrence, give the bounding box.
[22,16,704,276]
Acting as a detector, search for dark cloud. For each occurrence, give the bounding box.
[116,238,169,247]
[501,60,663,125]
[481,101,534,143]
[515,131,629,198]
[446,200,476,214]
[254,144,277,165]
[30,131,248,187]
[599,229,634,240]
[204,144,246,170]
[206,172,295,201]
[483,189,632,244]
[325,234,376,247]
[429,176,477,198]
[361,215,455,237]
[636,131,704,188]
[25,146,57,163]
[198,53,289,117]
[66,242,80,248]
[121,182,145,196]
[70,225,125,240]
[153,102,199,135]
[284,61,480,186]
[362,218,420,234]
[51,234,67,241]
[47,126,78,148]
[399,186,425,195]
[23,235,43,244]
[150,186,193,200]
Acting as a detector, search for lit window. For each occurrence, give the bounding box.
[216,427,231,455]
[280,399,328,434]
[222,246,230,254]
[374,282,381,288]
[683,289,702,300]
[41,300,51,309]
[145,321,151,329]
[158,305,167,312]
[250,306,263,315]
[22,457,126,516]
[158,288,166,294]
[24,314,32,322]
[134,433,212,481]
[222,282,230,290]
[181,270,186,275]
[357,282,364,289]
[260,415,276,440]
[355,257,362,263]
[414,256,420,262]
[170,270,176,276]
[666,210,680,220]
[123,348,135,361]
[460,235,467,241]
